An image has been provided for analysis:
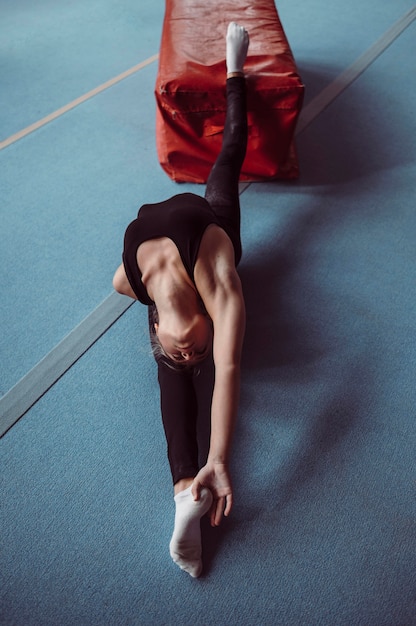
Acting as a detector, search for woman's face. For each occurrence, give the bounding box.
[155,313,212,364]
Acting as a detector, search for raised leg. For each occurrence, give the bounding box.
[204,23,249,265]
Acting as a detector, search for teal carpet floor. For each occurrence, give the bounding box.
[1,1,415,624]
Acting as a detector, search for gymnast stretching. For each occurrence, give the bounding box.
[113,23,249,578]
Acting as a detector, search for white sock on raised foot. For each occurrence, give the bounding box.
[169,486,213,578]
[226,22,249,75]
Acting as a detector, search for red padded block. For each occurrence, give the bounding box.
[155,0,304,183]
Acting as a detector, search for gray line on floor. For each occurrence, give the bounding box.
[296,5,416,134]
[0,293,134,436]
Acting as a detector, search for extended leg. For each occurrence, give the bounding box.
[149,308,213,578]
[204,23,249,263]
[148,305,199,483]
[158,363,214,578]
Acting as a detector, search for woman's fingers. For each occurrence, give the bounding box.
[224,493,233,517]
[211,497,223,526]
[191,480,201,501]
[210,494,233,526]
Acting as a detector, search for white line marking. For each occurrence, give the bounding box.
[0,54,159,150]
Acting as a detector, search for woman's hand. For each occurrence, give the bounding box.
[191,462,233,527]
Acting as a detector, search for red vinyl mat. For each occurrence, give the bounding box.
[155,0,304,183]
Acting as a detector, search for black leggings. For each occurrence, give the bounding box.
[153,77,247,484]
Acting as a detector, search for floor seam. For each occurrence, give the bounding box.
[0,54,159,151]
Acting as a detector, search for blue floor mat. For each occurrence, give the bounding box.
[1,1,416,624]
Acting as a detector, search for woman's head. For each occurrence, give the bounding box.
[154,310,212,365]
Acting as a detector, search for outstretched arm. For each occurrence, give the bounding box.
[192,262,246,526]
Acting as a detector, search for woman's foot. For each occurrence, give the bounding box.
[226,22,249,76]
[169,486,213,578]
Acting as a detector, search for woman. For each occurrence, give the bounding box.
[113,22,249,577]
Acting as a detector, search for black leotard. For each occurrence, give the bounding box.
[122,192,240,305]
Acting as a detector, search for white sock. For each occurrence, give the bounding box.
[169,486,213,578]
[226,22,249,75]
